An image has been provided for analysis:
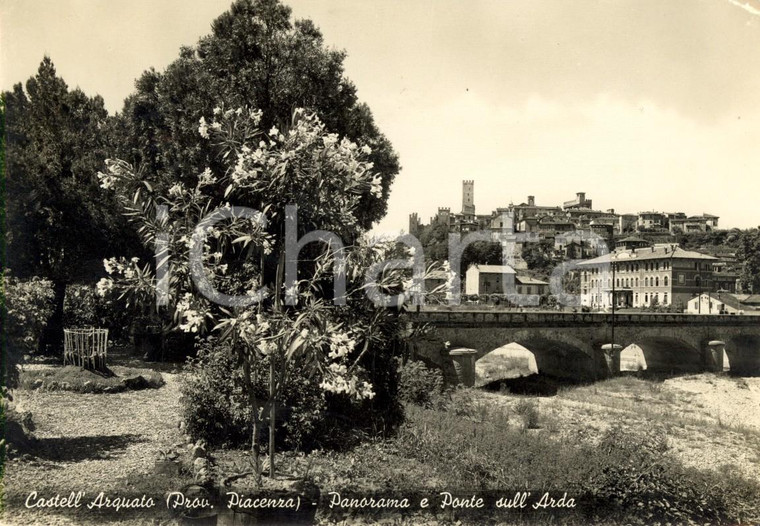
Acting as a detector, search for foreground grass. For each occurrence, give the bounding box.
[284,388,760,525]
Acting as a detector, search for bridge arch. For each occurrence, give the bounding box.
[619,337,702,374]
[473,330,596,382]
[725,335,760,376]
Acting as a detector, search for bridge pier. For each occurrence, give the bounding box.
[448,348,478,387]
[705,340,726,372]
[600,343,623,376]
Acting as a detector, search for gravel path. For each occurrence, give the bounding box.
[2,371,184,526]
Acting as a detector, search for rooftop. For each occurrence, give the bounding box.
[516,276,549,285]
[468,264,516,274]
[578,246,717,266]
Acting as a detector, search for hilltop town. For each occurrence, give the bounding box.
[409,180,720,242]
[411,181,759,313]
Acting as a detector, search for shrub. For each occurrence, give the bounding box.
[513,398,540,429]
[4,274,55,392]
[580,423,760,524]
[398,360,444,408]
[5,274,55,355]
[180,337,328,451]
[63,284,133,340]
[181,333,405,452]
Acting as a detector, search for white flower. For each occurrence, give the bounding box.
[98,171,117,190]
[213,107,222,115]
[361,144,372,155]
[103,257,118,274]
[262,239,273,255]
[168,183,184,198]
[269,126,279,137]
[198,117,209,139]
[328,331,355,360]
[249,109,263,125]
[96,278,113,297]
[179,308,203,333]
[198,168,216,186]
[257,339,277,355]
[370,175,382,198]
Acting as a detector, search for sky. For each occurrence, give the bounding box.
[2,0,760,233]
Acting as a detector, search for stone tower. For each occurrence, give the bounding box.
[462,180,475,215]
[408,212,420,236]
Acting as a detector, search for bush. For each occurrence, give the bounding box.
[63,284,133,340]
[4,274,55,392]
[5,274,55,355]
[398,360,444,408]
[181,333,405,452]
[580,423,760,524]
[180,337,327,451]
[513,398,540,429]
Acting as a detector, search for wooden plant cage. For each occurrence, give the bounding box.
[63,328,109,371]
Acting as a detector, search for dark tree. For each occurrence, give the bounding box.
[4,58,134,353]
[461,241,503,279]
[737,228,760,293]
[114,0,399,230]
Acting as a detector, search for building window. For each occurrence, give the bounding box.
[635,278,639,287]
[679,274,685,284]
[655,277,659,287]
[644,293,649,303]
[664,276,668,287]
[645,277,649,287]
[664,293,668,304]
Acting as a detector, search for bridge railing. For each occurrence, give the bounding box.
[409,310,760,327]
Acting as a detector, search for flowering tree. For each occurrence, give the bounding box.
[99,107,423,483]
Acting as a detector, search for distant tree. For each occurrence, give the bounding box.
[114,0,399,232]
[418,221,450,263]
[461,241,503,278]
[522,239,554,271]
[737,228,760,293]
[4,57,135,353]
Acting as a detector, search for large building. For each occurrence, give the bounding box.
[578,245,717,310]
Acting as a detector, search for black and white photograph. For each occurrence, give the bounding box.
[2,1,760,524]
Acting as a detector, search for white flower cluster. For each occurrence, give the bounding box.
[370,175,383,198]
[103,257,140,280]
[198,117,210,139]
[97,159,132,190]
[176,292,204,333]
[320,370,375,399]
[95,277,114,297]
[198,168,217,186]
[318,331,374,399]
[328,331,355,360]
[168,183,184,198]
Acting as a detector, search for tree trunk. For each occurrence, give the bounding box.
[38,280,66,355]
[243,357,262,486]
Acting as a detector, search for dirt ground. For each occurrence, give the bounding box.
[2,365,186,526]
[483,372,760,481]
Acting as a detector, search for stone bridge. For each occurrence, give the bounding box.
[409,311,760,381]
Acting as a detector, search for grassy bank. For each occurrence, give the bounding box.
[282,382,760,525]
